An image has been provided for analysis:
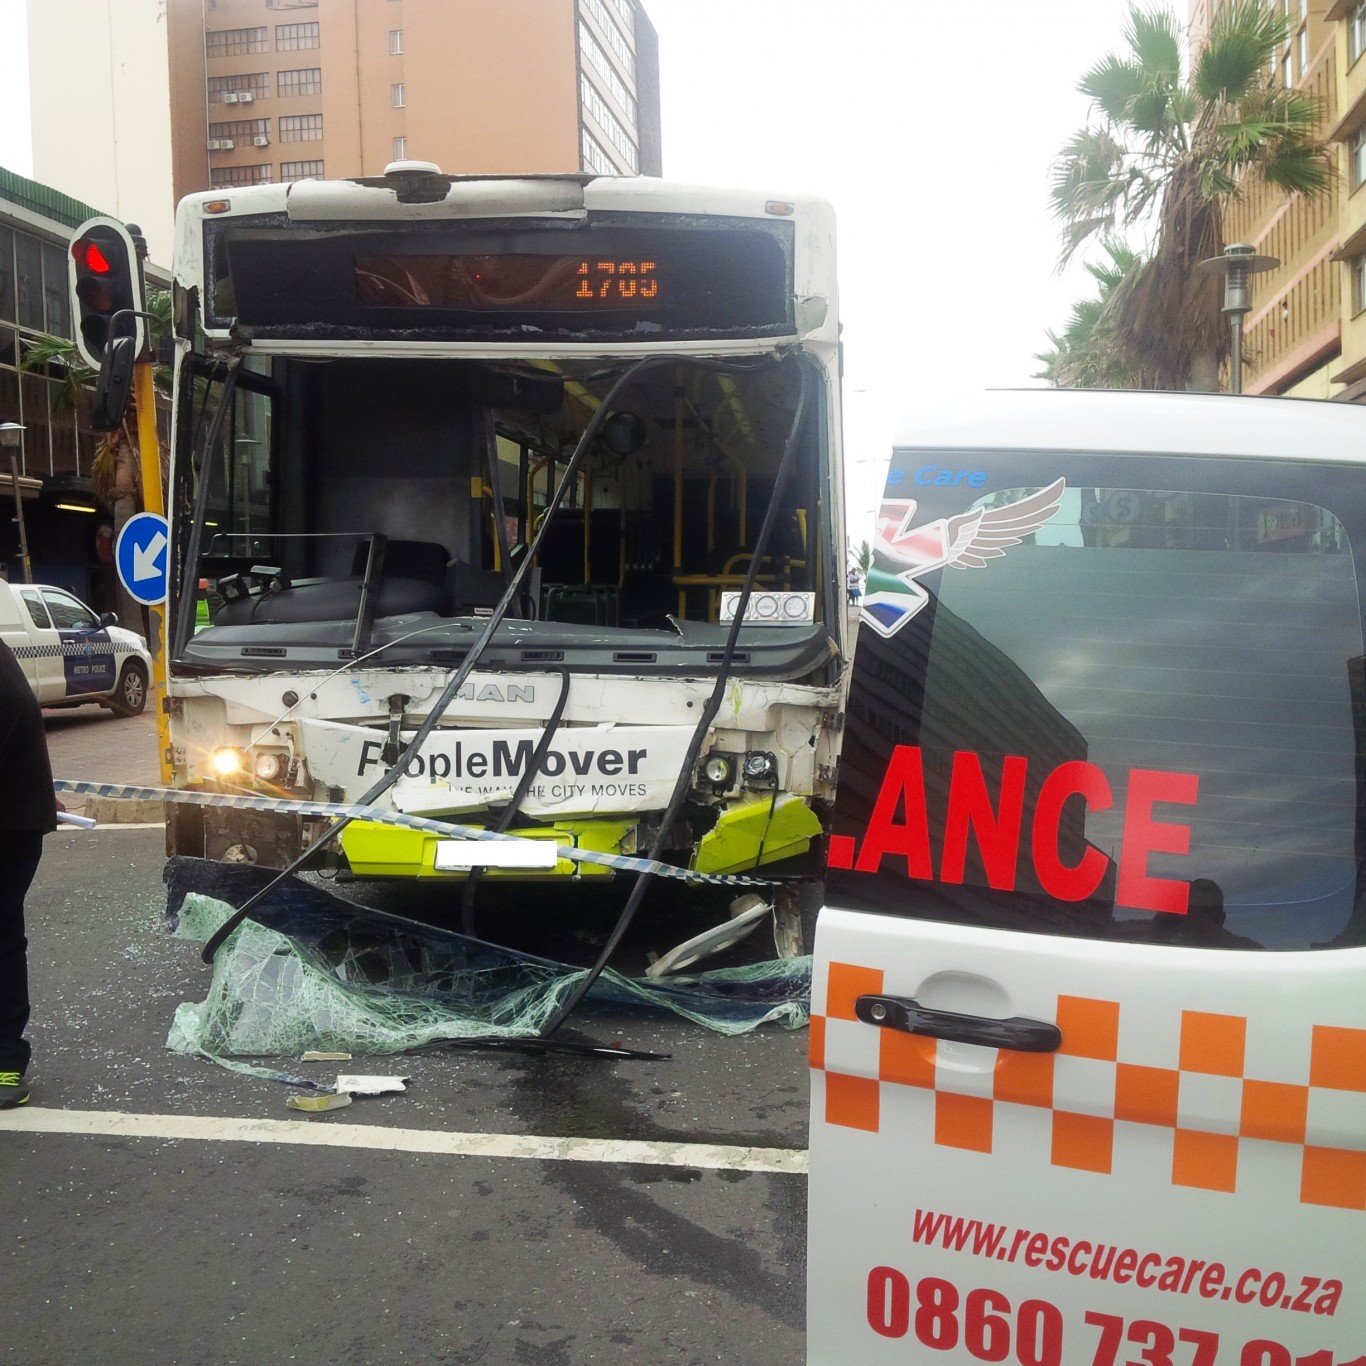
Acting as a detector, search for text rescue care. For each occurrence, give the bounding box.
[828,746,1200,915]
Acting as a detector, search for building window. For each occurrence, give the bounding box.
[208,119,270,148]
[389,29,403,54]
[1352,126,1366,192]
[205,27,267,57]
[580,0,635,81]
[279,113,322,142]
[579,22,636,122]
[607,0,633,32]
[1353,2,1366,66]
[391,83,405,107]
[210,164,274,188]
[277,67,322,97]
[393,136,408,160]
[581,129,615,177]
[280,160,324,182]
[207,73,268,104]
[276,22,319,51]
[581,74,638,172]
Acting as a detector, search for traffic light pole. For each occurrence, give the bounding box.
[127,225,173,786]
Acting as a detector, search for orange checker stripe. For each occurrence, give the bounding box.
[825,961,883,1022]
[808,1014,826,1072]
[1051,1110,1114,1174]
[935,1092,993,1153]
[1056,995,1119,1061]
[1309,1025,1366,1093]
[1179,1010,1246,1078]
[880,1029,936,1089]
[1239,1079,1308,1145]
[1172,1128,1239,1193]
[1114,1063,1180,1127]
[1300,1146,1366,1211]
[994,1050,1054,1108]
[825,1070,879,1133]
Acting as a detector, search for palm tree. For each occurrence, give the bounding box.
[1035,240,1147,388]
[1050,2,1332,391]
[20,290,172,631]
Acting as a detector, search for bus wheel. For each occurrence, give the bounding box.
[110,661,148,716]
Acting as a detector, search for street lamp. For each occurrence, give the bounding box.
[0,422,33,583]
[1197,243,1279,395]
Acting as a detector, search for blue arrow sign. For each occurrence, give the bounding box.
[115,511,171,606]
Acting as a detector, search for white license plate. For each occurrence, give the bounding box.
[433,838,559,870]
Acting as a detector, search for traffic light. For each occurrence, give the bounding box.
[68,218,144,371]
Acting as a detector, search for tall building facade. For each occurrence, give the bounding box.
[1191,1,1366,399]
[27,0,661,268]
[167,0,661,208]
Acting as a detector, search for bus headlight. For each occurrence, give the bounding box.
[211,746,245,777]
[742,751,777,786]
[253,751,285,783]
[702,752,736,791]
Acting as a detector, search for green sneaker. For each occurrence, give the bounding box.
[0,1072,29,1109]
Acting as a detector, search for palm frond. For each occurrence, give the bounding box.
[1124,6,1183,85]
[1196,0,1288,105]
[1080,54,1146,125]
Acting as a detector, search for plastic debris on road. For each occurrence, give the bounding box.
[163,857,810,1067]
[286,1092,354,1113]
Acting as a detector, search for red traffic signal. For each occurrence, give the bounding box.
[67,217,144,370]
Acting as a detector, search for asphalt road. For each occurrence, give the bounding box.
[3,713,811,1365]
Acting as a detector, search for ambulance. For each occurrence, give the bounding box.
[809,390,1366,1365]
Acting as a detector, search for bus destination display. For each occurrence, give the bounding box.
[356,255,663,311]
[216,219,795,340]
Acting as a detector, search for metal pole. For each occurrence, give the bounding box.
[1230,315,1243,396]
[127,223,173,784]
[7,452,32,583]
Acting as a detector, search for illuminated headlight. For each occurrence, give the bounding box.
[253,751,284,783]
[743,751,777,784]
[211,747,245,777]
[702,753,736,790]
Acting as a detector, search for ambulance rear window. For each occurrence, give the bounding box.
[831,460,1366,950]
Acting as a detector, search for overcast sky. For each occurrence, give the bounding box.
[0,0,1142,532]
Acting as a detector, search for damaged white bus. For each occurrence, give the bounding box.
[162,165,847,946]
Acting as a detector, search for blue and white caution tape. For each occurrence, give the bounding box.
[52,779,777,888]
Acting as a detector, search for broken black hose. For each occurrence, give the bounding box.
[459,667,572,938]
[537,355,815,1038]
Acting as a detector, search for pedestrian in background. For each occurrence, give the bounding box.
[0,637,57,1108]
[846,565,862,606]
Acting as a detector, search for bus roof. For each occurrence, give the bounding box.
[893,388,1366,465]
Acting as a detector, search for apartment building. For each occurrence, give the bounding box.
[27,0,660,266]
[1191,1,1366,398]
[167,0,661,207]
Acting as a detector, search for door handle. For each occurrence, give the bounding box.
[855,994,1062,1053]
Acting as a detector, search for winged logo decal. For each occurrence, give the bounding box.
[862,478,1067,639]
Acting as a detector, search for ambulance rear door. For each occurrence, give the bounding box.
[809,427,1366,1365]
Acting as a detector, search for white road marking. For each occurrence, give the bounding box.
[1,1107,809,1175]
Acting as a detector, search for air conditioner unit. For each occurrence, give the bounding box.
[219,139,235,150]
[253,136,269,147]
[222,92,239,103]
[207,139,224,150]
[237,92,254,104]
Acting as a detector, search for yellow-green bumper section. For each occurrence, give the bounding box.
[340,818,633,880]
[694,794,822,875]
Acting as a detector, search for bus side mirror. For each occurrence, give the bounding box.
[90,333,136,432]
[99,612,118,627]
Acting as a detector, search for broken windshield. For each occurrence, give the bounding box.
[170,350,836,679]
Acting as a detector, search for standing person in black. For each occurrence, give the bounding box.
[0,637,57,1108]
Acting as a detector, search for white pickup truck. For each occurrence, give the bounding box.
[0,579,151,715]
